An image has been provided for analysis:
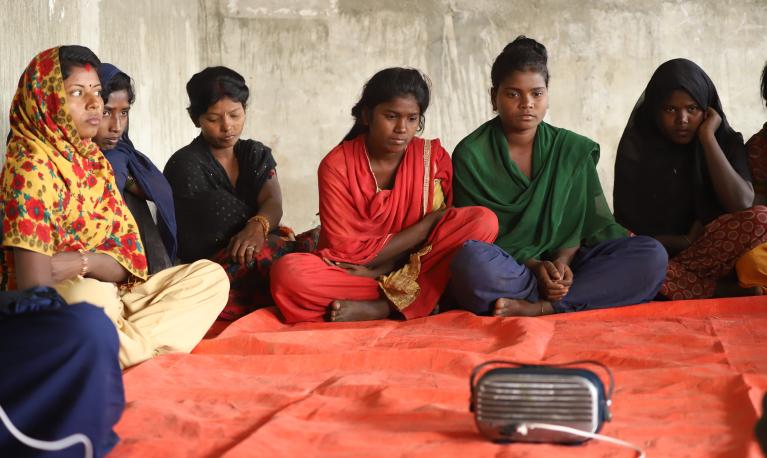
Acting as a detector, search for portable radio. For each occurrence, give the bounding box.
[469,360,614,444]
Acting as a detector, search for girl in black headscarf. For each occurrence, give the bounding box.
[614,58,767,300]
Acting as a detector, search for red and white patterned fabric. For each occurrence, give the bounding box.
[661,206,767,299]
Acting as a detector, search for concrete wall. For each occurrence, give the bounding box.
[2,0,767,231]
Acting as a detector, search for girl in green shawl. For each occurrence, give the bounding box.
[449,36,667,317]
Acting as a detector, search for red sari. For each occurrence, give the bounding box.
[270,135,498,322]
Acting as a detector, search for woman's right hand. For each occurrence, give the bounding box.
[656,221,704,255]
[655,235,688,256]
[228,222,267,266]
[51,252,84,283]
[423,208,447,234]
[687,220,705,244]
[529,260,571,301]
[698,107,722,141]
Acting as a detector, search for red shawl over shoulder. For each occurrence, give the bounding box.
[317,135,452,264]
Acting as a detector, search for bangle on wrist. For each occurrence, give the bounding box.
[248,215,270,240]
[78,249,89,278]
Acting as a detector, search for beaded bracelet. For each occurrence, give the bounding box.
[248,215,270,240]
[78,249,89,278]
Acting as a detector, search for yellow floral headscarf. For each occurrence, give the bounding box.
[0,47,148,289]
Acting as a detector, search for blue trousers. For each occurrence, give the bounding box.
[0,288,124,458]
[448,236,668,314]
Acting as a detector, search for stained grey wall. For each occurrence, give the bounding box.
[2,0,767,231]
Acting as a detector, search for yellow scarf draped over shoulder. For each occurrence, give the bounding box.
[0,47,148,288]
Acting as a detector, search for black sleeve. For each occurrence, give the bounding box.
[164,145,252,262]
[236,140,277,202]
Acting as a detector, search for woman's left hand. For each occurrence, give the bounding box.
[51,252,85,283]
[228,223,266,266]
[698,107,722,140]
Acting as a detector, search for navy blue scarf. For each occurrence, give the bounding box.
[97,63,178,261]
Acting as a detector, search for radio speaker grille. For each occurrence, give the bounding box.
[474,373,599,443]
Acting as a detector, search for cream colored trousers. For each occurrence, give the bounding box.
[54,259,228,368]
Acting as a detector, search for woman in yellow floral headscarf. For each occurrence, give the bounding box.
[0,46,229,368]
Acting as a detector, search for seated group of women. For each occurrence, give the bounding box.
[4,37,767,367]
[5,36,767,456]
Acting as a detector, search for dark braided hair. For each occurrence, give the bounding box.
[101,72,135,104]
[491,36,549,90]
[186,66,249,123]
[343,67,431,142]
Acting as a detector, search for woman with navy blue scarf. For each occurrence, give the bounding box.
[95,63,178,273]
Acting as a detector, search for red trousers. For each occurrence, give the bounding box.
[270,206,498,323]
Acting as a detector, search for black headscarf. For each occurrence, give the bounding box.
[164,135,276,262]
[614,58,750,236]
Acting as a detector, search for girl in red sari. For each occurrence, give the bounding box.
[270,68,498,323]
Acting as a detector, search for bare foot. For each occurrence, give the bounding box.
[329,299,390,322]
[493,298,553,317]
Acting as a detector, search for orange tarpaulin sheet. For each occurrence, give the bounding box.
[112,297,767,457]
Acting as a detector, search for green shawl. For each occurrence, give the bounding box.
[453,118,626,262]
